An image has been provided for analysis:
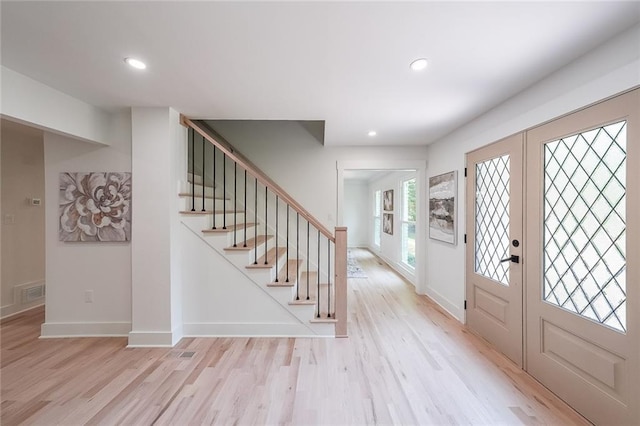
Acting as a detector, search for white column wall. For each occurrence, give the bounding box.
[129,107,184,346]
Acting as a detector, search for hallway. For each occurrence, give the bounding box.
[1,248,587,425]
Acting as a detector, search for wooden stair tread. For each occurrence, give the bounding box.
[201,222,257,233]
[246,247,287,269]
[310,317,338,324]
[289,300,316,305]
[224,235,272,251]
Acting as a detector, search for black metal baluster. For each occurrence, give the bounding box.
[243,170,247,247]
[223,154,227,230]
[212,147,216,229]
[275,196,279,281]
[264,187,268,264]
[233,162,237,247]
[306,220,310,300]
[296,213,300,300]
[317,229,321,318]
[254,177,258,265]
[285,205,290,283]
[327,240,331,318]
[190,128,195,211]
[201,135,205,212]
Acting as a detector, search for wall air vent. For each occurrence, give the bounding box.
[21,283,45,303]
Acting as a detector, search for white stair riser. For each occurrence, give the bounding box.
[201,212,247,227]
[182,183,218,197]
[180,196,230,211]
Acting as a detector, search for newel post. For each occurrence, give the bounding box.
[334,227,348,337]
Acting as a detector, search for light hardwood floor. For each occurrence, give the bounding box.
[1,248,589,425]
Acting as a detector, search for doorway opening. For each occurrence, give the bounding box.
[337,159,426,292]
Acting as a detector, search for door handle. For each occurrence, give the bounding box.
[500,255,520,264]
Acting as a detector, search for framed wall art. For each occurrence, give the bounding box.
[383,213,393,235]
[429,171,456,244]
[383,189,394,211]
[59,172,132,242]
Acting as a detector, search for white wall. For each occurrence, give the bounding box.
[425,23,640,322]
[1,120,45,317]
[343,181,368,247]
[130,107,185,347]
[1,66,112,146]
[41,110,132,337]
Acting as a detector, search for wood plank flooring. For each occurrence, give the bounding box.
[1,248,590,425]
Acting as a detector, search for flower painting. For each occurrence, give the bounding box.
[59,172,132,242]
[429,171,456,244]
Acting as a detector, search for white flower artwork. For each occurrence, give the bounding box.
[59,172,132,242]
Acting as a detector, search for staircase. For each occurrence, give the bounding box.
[178,117,346,337]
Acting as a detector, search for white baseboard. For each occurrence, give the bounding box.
[1,301,44,319]
[127,330,176,347]
[182,322,332,337]
[424,286,464,323]
[40,321,131,337]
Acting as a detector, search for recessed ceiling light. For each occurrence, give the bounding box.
[368,131,377,137]
[124,57,146,70]
[410,58,428,71]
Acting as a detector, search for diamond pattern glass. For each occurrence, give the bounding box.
[544,121,627,332]
[475,155,511,286]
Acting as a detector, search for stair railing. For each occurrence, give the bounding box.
[182,115,347,336]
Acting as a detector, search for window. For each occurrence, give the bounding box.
[373,190,381,247]
[401,178,416,268]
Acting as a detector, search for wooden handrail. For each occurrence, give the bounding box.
[181,115,335,242]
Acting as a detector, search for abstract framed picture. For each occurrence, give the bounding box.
[383,189,394,211]
[383,213,393,235]
[59,172,132,242]
[429,171,457,244]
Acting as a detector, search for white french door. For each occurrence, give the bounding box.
[525,89,639,425]
[465,133,524,367]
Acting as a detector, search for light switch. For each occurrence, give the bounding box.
[3,214,15,225]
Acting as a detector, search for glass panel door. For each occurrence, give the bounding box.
[525,89,639,425]
[465,133,524,367]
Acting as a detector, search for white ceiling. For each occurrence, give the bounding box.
[1,1,638,147]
